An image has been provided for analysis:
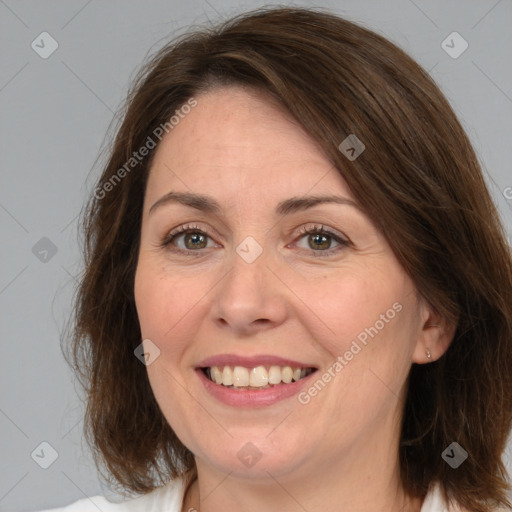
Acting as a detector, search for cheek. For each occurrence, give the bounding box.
[134,260,206,342]
[289,265,413,358]
[316,272,419,412]
[295,272,418,441]
[134,261,210,437]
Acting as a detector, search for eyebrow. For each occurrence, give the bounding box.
[148,191,360,216]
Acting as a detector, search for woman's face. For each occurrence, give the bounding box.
[134,85,432,482]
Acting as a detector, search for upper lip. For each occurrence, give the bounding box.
[197,354,318,369]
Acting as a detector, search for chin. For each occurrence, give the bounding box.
[192,427,315,480]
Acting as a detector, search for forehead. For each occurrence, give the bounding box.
[145,85,354,204]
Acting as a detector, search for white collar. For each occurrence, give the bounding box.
[421,483,449,512]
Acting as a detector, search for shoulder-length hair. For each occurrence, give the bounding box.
[69,7,512,511]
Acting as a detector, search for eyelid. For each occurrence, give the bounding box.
[163,223,208,240]
[295,224,349,243]
[161,222,351,256]
[290,224,350,257]
[161,223,218,248]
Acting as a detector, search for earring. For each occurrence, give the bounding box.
[426,348,432,361]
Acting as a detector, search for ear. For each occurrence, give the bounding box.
[412,300,457,364]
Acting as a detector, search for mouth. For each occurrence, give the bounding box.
[200,365,317,390]
[195,354,319,407]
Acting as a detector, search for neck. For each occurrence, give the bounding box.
[182,415,424,512]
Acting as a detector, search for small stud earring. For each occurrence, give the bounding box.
[426,348,432,361]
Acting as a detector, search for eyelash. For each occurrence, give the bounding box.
[295,225,349,257]
[160,223,350,258]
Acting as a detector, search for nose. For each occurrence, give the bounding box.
[210,244,289,336]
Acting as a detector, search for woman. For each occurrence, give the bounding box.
[42,7,512,512]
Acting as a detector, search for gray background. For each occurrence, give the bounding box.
[1,0,511,510]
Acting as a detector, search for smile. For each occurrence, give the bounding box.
[203,365,316,389]
[196,354,319,406]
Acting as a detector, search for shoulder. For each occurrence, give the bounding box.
[421,484,450,512]
[37,475,187,512]
[421,484,508,512]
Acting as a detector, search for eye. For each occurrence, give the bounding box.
[294,224,349,256]
[161,224,218,253]
[161,223,350,257]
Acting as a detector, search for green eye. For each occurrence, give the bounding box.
[294,225,349,257]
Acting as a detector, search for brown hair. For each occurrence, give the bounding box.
[69,7,512,511]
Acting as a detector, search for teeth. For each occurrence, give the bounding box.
[268,365,281,385]
[233,366,249,387]
[222,366,233,386]
[249,366,268,387]
[206,365,313,388]
[281,366,293,383]
[211,366,223,385]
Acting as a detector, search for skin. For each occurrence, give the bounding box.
[134,85,455,512]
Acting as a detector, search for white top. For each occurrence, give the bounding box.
[39,477,451,512]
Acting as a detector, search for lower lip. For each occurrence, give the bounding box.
[196,369,316,407]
